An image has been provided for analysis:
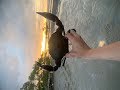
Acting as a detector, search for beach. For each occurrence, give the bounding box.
[53,0,120,90]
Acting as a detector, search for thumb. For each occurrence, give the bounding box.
[65,33,75,43]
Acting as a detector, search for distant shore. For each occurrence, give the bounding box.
[47,0,60,14]
[47,0,60,33]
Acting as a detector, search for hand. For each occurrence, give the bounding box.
[65,30,90,58]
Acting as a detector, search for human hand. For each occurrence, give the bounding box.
[65,30,90,58]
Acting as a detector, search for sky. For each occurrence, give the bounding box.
[0,0,47,90]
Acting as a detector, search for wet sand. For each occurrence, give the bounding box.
[54,0,120,90]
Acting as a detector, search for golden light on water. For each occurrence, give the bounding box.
[41,25,49,55]
[41,29,46,52]
[41,15,48,54]
[35,0,48,56]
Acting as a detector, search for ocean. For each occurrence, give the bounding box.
[53,0,120,90]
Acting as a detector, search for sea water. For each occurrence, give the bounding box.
[54,0,120,90]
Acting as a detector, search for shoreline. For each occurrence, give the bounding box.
[46,1,60,89]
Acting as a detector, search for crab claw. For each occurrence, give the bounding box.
[36,12,58,22]
[36,12,63,28]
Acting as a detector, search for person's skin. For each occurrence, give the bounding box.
[65,30,120,61]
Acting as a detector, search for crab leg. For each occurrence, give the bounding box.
[36,62,60,71]
[36,12,65,35]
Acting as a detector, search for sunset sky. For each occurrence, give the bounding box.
[0,0,48,90]
[35,0,48,58]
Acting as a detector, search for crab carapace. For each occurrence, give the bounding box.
[36,12,69,71]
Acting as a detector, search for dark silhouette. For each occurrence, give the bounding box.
[36,12,69,71]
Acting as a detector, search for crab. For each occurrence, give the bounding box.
[36,12,75,71]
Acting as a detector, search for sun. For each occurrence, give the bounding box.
[41,29,46,53]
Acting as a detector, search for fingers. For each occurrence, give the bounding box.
[67,29,79,37]
[65,32,74,41]
[65,30,80,41]
[65,29,90,58]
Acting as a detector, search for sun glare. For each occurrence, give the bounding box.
[41,0,48,54]
[41,30,46,53]
[98,40,106,47]
[35,0,48,55]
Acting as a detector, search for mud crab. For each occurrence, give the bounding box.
[36,12,75,71]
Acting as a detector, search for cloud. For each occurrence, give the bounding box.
[0,0,40,89]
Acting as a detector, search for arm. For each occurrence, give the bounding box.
[84,41,120,61]
[65,30,120,61]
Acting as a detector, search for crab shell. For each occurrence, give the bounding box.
[48,31,69,61]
